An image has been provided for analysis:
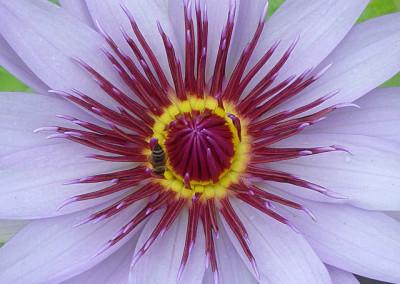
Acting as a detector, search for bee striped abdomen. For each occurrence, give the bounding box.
[149,144,166,175]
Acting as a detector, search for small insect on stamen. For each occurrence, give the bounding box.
[148,138,166,177]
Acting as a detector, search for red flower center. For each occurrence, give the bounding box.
[165,110,235,182]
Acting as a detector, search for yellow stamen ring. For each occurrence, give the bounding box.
[145,95,251,201]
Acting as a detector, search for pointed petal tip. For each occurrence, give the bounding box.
[72,216,94,228]
[160,227,167,237]
[110,229,124,241]
[311,117,326,124]
[33,126,58,133]
[62,179,80,185]
[144,236,155,251]
[71,56,88,68]
[91,241,112,260]
[64,131,83,137]
[251,258,260,279]
[56,114,76,121]
[323,190,348,199]
[130,250,144,270]
[313,63,333,80]
[120,3,135,24]
[49,89,71,98]
[80,176,94,182]
[188,240,195,254]
[213,270,220,284]
[271,37,282,51]
[287,35,300,53]
[306,183,328,193]
[259,1,269,24]
[156,20,164,35]
[91,107,102,114]
[298,122,310,130]
[335,102,360,109]
[301,206,317,222]
[205,252,210,269]
[331,144,353,156]
[177,262,185,283]
[94,19,109,41]
[93,214,107,224]
[299,150,313,156]
[285,220,301,234]
[56,196,79,211]
[107,121,116,128]
[321,89,340,101]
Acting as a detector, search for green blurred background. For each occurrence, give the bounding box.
[0,1,399,283]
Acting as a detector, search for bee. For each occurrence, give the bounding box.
[148,142,166,176]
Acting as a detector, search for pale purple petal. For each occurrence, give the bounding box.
[279,12,400,114]
[168,0,268,80]
[303,87,400,142]
[86,0,181,84]
[248,0,369,90]
[216,222,257,284]
[204,0,237,80]
[59,0,95,28]
[227,0,268,71]
[0,92,104,157]
[0,200,146,283]
[165,0,185,52]
[202,269,214,284]
[0,36,49,95]
[326,265,360,284]
[267,133,400,210]
[168,0,233,81]
[0,220,29,243]
[276,200,400,283]
[0,0,130,109]
[386,211,400,222]
[62,231,139,284]
[129,208,206,284]
[0,143,134,218]
[222,199,332,284]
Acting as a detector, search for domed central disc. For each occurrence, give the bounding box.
[164,110,235,182]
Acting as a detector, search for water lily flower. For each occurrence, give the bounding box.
[1,0,400,283]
